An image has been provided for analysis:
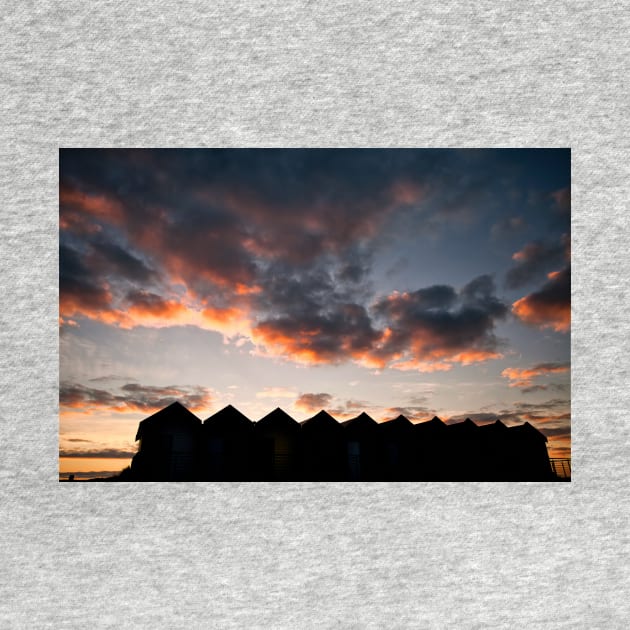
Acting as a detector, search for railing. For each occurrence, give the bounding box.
[549,458,571,480]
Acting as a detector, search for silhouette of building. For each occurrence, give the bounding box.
[202,405,254,481]
[254,407,301,480]
[130,401,201,481]
[341,412,380,480]
[127,402,557,481]
[477,419,511,481]
[414,415,449,480]
[300,410,345,481]
[447,418,481,481]
[379,414,416,480]
[506,421,552,481]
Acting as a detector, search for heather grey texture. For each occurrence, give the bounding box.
[1,2,628,628]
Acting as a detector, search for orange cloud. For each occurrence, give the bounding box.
[251,326,330,365]
[512,295,570,332]
[202,305,252,337]
[390,359,453,373]
[449,350,504,365]
[295,393,333,413]
[60,185,124,224]
[512,266,570,333]
[502,362,570,388]
[390,179,425,205]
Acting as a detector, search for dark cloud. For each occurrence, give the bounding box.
[520,385,550,394]
[59,448,136,458]
[490,216,525,240]
[370,275,508,370]
[88,237,157,283]
[505,234,570,289]
[59,243,113,315]
[447,412,500,424]
[60,382,213,413]
[88,374,134,383]
[518,382,570,395]
[253,301,381,366]
[551,187,570,212]
[512,266,570,332]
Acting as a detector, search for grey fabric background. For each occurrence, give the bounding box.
[1,2,628,628]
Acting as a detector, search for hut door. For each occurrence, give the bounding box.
[348,441,361,480]
[274,435,290,477]
[208,437,225,478]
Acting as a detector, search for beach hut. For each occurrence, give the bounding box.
[446,418,481,480]
[300,410,345,481]
[202,405,254,480]
[477,419,510,480]
[130,401,202,481]
[341,412,379,480]
[254,408,301,480]
[507,422,553,480]
[379,414,416,480]
[413,416,449,480]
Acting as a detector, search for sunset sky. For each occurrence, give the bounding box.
[59,148,570,477]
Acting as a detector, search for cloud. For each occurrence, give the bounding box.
[385,406,435,422]
[256,387,297,399]
[446,412,500,424]
[551,187,570,212]
[505,234,570,289]
[59,382,213,414]
[252,302,381,366]
[59,243,115,321]
[88,237,157,283]
[490,216,525,239]
[295,393,333,413]
[369,275,507,371]
[60,150,563,372]
[59,448,136,458]
[502,362,570,388]
[512,266,570,332]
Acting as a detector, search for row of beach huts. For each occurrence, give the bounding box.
[127,401,556,481]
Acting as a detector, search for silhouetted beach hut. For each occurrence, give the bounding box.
[379,414,415,480]
[300,410,345,481]
[477,419,510,480]
[130,401,201,481]
[202,405,254,480]
[507,422,552,481]
[254,408,301,480]
[446,418,481,480]
[413,416,448,480]
[341,412,379,480]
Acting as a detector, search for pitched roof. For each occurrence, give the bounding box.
[341,411,378,431]
[204,405,253,432]
[448,418,479,435]
[301,410,342,432]
[135,401,201,441]
[478,419,508,435]
[509,421,548,442]
[256,407,300,431]
[380,414,414,432]
[415,415,447,433]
